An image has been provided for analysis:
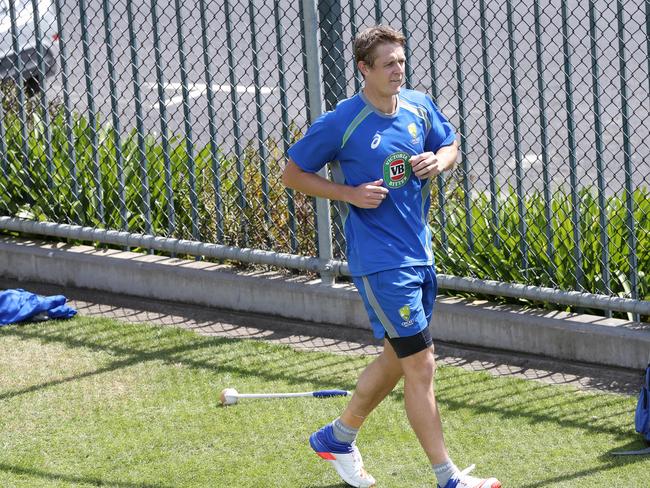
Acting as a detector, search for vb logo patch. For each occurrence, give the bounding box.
[383,151,412,189]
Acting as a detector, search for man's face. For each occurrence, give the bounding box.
[359,42,406,97]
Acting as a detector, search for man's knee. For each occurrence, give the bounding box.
[374,354,403,384]
[401,346,436,383]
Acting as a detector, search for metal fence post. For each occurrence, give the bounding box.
[318,0,347,261]
[8,0,30,193]
[318,0,346,112]
[302,0,335,285]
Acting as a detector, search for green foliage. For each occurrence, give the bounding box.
[432,183,649,309]
[0,103,647,313]
[0,103,314,253]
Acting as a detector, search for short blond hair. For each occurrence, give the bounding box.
[354,25,406,67]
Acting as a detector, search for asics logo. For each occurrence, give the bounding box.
[370,133,381,149]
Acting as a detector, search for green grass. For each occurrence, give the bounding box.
[0,316,647,487]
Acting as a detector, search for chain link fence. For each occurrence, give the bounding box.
[0,0,648,317]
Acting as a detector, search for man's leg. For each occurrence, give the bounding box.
[340,338,403,429]
[399,344,448,464]
[309,340,402,488]
[399,343,501,488]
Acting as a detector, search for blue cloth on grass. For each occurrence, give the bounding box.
[0,288,77,325]
[636,363,650,443]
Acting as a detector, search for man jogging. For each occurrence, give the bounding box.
[282,25,501,488]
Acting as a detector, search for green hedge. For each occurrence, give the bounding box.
[0,102,647,315]
[433,184,648,310]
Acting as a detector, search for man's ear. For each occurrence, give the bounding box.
[358,61,368,77]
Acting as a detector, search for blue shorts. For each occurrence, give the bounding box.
[352,265,438,340]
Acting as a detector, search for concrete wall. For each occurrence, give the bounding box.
[1,236,649,370]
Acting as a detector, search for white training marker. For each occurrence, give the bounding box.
[219,388,350,406]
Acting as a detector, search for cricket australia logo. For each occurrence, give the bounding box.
[399,305,410,321]
[383,151,412,189]
[407,123,419,144]
[399,305,415,327]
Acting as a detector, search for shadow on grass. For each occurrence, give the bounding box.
[1,277,643,398]
[605,437,650,457]
[522,448,649,488]
[0,462,173,488]
[435,395,632,442]
[0,318,364,402]
[371,366,637,440]
[0,318,641,454]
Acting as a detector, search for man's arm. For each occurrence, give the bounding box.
[282,159,389,209]
[410,139,459,179]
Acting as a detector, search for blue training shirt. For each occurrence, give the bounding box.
[288,89,456,276]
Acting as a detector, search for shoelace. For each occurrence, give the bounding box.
[351,447,370,478]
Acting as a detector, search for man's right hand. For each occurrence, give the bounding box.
[282,160,389,209]
[346,179,389,209]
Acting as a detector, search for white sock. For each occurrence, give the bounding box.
[331,417,359,444]
[432,459,459,487]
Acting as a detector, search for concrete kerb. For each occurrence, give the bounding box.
[1,236,649,370]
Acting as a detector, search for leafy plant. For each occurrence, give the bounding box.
[0,103,647,319]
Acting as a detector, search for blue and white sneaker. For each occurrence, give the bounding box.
[439,464,501,488]
[309,424,376,488]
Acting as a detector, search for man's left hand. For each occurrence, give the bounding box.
[410,152,448,179]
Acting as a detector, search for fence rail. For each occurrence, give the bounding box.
[0,0,648,318]
[4,215,650,316]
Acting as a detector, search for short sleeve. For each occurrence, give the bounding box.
[287,111,341,173]
[423,97,456,153]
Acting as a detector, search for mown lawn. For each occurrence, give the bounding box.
[0,316,647,487]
